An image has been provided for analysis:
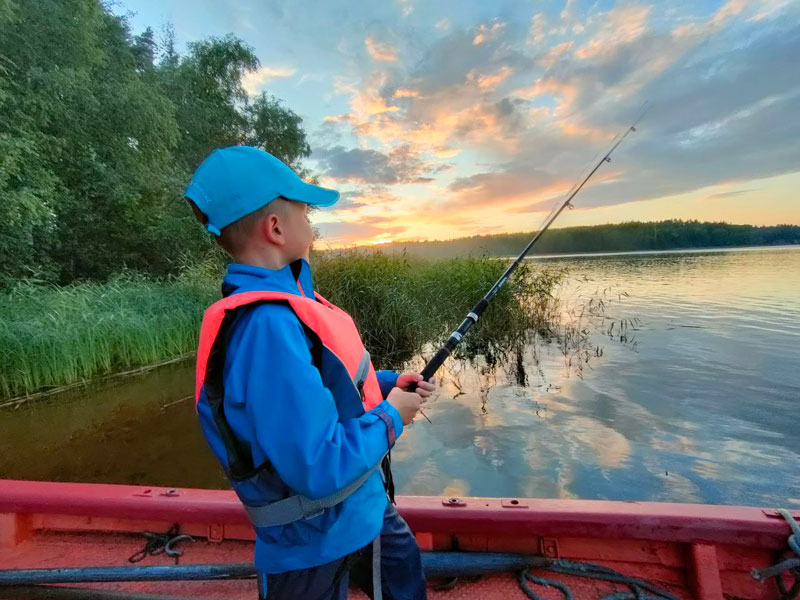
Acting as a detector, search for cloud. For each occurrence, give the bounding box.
[448,170,562,207]
[314,220,408,246]
[749,0,796,22]
[365,36,398,62]
[561,0,579,23]
[236,0,800,245]
[241,65,296,95]
[575,4,652,60]
[324,26,538,157]
[473,20,505,45]
[313,144,450,185]
[528,13,548,46]
[673,0,746,38]
[429,11,800,219]
[541,41,573,68]
[467,66,513,90]
[702,188,758,201]
[397,0,414,18]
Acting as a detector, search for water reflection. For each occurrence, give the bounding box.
[1,247,798,508]
[394,247,800,507]
[0,360,227,489]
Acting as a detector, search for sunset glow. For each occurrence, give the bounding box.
[121,0,800,249]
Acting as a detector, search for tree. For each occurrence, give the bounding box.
[0,0,316,284]
[244,94,310,170]
[158,35,258,171]
[132,27,157,71]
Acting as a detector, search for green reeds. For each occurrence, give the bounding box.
[0,252,564,400]
[312,250,564,370]
[0,270,218,400]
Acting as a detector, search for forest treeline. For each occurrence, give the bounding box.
[366,221,800,259]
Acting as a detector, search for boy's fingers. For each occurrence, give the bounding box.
[400,373,423,387]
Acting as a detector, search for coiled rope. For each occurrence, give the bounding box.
[520,559,680,600]
[127,524,194,564]
[751,509,800,600]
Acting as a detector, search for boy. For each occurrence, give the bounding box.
[186,145,435,600]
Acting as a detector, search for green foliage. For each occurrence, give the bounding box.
[0,253,562,399]
[312,251,562,370]
[0,0,312,285]
[374,221,800,260]
[244,94,311,170]
[0,133,60,284]
[0,268,219,399]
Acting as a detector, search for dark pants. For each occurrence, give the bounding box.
[258,503,426,600]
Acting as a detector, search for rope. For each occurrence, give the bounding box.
[519,559,680,600]
[520,570,573,600]
[751,509,800,600]
[128,524,194,565]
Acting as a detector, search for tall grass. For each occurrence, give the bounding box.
[313,250,564,369]
[0,268,219,400]
[0,252,564,400]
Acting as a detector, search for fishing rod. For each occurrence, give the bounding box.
[410,111,646,392]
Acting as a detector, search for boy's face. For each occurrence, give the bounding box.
[279,198,314,261]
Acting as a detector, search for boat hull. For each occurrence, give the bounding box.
[0,479,795,599]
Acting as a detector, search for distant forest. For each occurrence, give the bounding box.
[365,221,800,259]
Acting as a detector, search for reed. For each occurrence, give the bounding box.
[0,252,564,400]
[312,250,565,370]
[0,270,217,400]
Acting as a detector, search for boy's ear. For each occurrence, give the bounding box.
[262,212,285,246]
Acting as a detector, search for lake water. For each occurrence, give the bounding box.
[2,246,798,508]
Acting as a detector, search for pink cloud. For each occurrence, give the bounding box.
[673,0,746,38]
[365,36,398,62]
[541,41,573,68]
[467,66,513,90]
[575,5,652,60]
[473,21,505,45]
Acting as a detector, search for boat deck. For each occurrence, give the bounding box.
[1,479,795,600]
[0,531,692,599]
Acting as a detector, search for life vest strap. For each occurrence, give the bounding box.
[242,460,383,528]
[354,349,371,396]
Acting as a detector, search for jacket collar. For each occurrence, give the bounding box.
[222,258,315,298]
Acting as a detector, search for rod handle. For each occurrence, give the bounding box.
[407,345,451,392]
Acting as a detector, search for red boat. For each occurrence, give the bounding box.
[0,479,797,599]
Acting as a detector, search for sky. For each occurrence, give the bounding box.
[118,0,800,248]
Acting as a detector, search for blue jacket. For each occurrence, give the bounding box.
[196,259,404,574]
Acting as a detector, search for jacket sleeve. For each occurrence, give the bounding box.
[227,304,404,500]
[375,370,399,399]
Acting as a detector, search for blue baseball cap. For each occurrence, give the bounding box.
[184,146,339,235]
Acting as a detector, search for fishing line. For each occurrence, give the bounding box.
[410,106,648,393]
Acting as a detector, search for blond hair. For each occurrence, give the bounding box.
[187,199,287,258]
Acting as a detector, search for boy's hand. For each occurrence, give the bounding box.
[387,388,423,425]
[396,372,438,398]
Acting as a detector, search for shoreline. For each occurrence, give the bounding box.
[0,353,195,410]
[519,243,800,261]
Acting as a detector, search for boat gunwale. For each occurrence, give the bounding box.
[0,479,795,550]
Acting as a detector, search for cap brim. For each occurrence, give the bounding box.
[283,180,339,207]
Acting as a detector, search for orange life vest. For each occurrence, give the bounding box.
[194,289,390,529]
[195,289,384,412]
